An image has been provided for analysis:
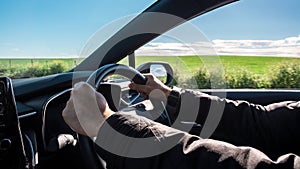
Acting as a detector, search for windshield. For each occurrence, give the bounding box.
[1,0,300,89]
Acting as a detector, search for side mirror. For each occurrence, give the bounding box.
[136,62,173,85]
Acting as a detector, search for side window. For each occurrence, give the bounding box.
[123,52,300,90]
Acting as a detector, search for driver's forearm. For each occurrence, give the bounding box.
[168,88,300,158]
[94,113,300,169]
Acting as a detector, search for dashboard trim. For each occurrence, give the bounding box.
[18,112,37,119]
[41,88,73,150]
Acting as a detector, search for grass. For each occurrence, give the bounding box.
[218,56,300,74]
[1,55,300,76]
[131,55,300,75]
[0,58,83,70]
[1,56,299,89]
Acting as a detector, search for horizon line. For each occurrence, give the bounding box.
[0,55,300,59]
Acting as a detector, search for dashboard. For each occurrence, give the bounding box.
[1,70,299,169]
[5,71,146,169]
[0,77,28,169]
[42,80,141,151]
[8,72,93,169]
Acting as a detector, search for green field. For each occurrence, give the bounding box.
[1,56,299,88]
[0,58,83,70]
[1,56,300,75]
[132,56,300,75]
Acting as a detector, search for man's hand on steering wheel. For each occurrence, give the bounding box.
[62,82,115,139]
[62,73,172,139]
[128,73,171,102]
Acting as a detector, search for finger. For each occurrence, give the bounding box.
[128,83,151,94]
[94,91,107,113]
[94,91,114,120]
[143,74,154,80]
[72,82,104,137]
[141,93,149,100]
[62,99,86,135]
[62,98,75,123]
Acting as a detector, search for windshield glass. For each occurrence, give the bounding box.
[0,0,154,78]
[1,0,300,89]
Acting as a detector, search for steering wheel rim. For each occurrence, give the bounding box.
[86,63,147,87]
[78,64,147,169]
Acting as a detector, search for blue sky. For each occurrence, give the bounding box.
[0,0,299,58]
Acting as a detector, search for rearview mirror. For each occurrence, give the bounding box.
[136,62,173,85]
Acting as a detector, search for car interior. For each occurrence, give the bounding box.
[0,0,299,169]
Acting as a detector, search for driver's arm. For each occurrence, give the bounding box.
[62,82,300,169]
[95,113,300,169]
[129,74,300,158]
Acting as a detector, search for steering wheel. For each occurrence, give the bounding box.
[78,64,147,169]
[86,64,147,87]
[88,64,147,109]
